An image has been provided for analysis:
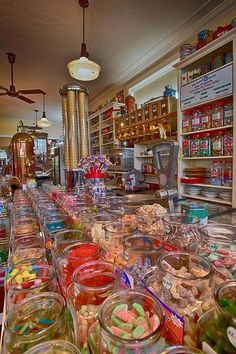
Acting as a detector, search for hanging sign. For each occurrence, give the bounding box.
[180,64,233,109]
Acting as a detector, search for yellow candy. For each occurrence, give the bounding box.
[14,275,23,284]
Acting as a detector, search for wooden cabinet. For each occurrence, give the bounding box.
[89,102,124,154]
[175,28,236,207]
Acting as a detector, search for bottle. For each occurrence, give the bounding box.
[201,105,212,129]
[190,134,200,157]
[222,160,233,187]
[212,131,224,156]
[210,161,222,186]
[212,101,224,128]
[197,281,236,354]
[223,99,233,125]
[199,133,211,157]
[191,109,202,131]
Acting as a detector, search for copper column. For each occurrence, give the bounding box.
[59,83,89,191]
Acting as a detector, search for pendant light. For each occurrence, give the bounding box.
[67,0,101,81]
[38,93,52,128]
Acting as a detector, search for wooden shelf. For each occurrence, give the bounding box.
[182,156,233,160]
[182,193,232,205]
[181,125,233,136]
[102,131,113,137]
[90,102,125,119]
[135,155,154,158]
[181,183,232,190]
[91,136,99,140]
[102,142,113,146]
[90,123,99,129]
[91,144,100,148]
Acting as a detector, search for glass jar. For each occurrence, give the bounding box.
[135,203,167,236]
[8,247,46,269]
[12,224,39,240]
[0,197,8,216]
[222,160,233,187]
[68,261,126,353]
[223,130,233,156]
[58,242,103,297]
[146,252,214,347]
[182,136,191,157]
[223,100,233,125]
[199,133,211,157]
[191,109,201,131]
[95,290,165,354]
[212,131,224,156]
[190,134,200,157]
[11,234,44,252]
[103,222,137,263]
[7,265,59,311]
[52,229,87,270]
[212,101,224,128]
[4,292,74,353]
[162,347,202,354]
[115,234,164,289]
[201,105,212,129]
[91,213,119,247]
[24,340,81,354]
[182,111,192,133]
[67,207,99,237]
[198,224,236,284]
[163,213,200,252]
[197,280,236,354]
[210,161,222,186]
[44,214,67,234]
[0,238,9,267]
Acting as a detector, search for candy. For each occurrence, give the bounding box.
[132,302,145,317]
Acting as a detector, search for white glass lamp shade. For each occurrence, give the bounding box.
[67,56,101,81]
[37,117,52,128]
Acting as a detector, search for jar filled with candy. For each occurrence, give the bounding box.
[190,134,200,157]
[67,261,126,353]
[115,234,164,289]
[103,222,137,263]
[223,99,233,125]
[182,111,192,133]
[93,290,166,354]
[146,252,214,347]
[198,224,236,283]
[222,160,233,187]
[7,265,59,311]
[210,160,222,186]
[201,105,212,129]
[91,213,119,247]
[212,131,224,156]
[182,136,191,157]
[58,242,103,297]
[135,203,167,236]
[197,280,236,354]
[4,292,74,353]
[191,109,201,131]
[223,129,233,156]
[23,340,81,354]
[163,213,200,252]
[199,133,211,157]
[162,347,203,354]
[212,101,224,127]
[67,207,99,237]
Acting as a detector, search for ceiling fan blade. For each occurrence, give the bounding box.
[18,89,45,95]
[0,86,8,91]
[17,95,35,104]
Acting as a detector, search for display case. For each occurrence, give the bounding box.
[175,29,236,207]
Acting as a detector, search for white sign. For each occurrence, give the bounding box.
[180,64,233,109]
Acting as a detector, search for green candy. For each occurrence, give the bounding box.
[133,325,145,339]
[111,315,133,331]
[113,304,128,315]
[132,303,145,317]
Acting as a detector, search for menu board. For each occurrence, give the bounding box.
[180,64,233,109]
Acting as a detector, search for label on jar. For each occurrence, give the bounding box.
[225,109,233,118]
[162,276,172,290]
[202,342,217,354]
[182,120,190,128]
[212,112,221,121]
[212,140,221,149]
[227,327,236,348]
[201,115,210,123]
[206,242,217,252]
[192,117,200,127]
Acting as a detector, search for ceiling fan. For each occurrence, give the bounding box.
[0,53,44,104]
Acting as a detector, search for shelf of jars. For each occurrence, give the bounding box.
[89,102,124,154]
[175,29,236,207]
